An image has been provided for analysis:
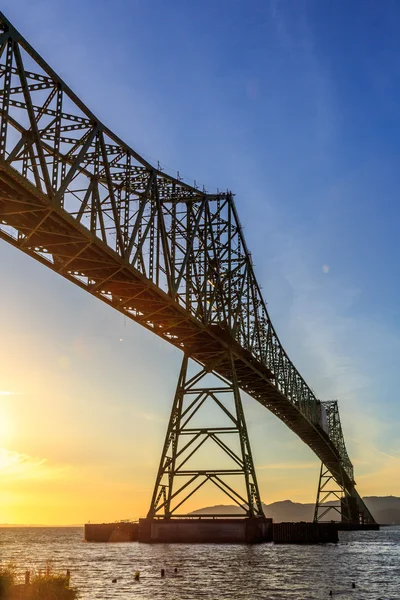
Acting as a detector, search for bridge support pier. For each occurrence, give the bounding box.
[147,351,264,520]
[314,462,354,523]
[314,462,379,529]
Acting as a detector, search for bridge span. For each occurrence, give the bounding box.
[0,12,375,525]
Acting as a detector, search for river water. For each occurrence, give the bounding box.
[0,526,399,599]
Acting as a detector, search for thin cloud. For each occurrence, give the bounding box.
[349,438,399,462]
[265,230,399,495]
[0,448,70,481]
[269,0,335,144]
[135,410,164,423]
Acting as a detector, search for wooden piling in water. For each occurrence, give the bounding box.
[272,522,338,544]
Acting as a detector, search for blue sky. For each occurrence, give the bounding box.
[0,0,399,522]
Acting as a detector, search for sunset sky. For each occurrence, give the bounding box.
[1,0,400,524]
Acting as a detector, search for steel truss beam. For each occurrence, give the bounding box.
[314,401,374,523]
[0,11,376,524]
[321,400,353,481]
[148,352,264,518]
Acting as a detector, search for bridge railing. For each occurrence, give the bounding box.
[0,12,353,479]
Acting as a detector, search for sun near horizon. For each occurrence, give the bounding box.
[1,247,399,526]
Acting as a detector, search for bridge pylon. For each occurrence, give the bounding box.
[313,463,352,523]
[147,352,264,519]
[314,462,375,525]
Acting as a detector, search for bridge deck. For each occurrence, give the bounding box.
[0,163,349,489]
[0,8,376,526]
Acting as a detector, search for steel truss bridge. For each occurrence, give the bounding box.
[0,13,375,524]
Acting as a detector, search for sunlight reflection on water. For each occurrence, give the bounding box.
[0,527,399,599]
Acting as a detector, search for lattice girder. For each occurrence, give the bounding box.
[0,11,375,523]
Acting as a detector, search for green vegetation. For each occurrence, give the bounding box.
[0,563,78,600]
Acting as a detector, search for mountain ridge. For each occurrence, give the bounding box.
[190,496,400,524]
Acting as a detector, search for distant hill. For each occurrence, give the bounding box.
[363,496,400,525]
[191,496,400,524]
[190,501,315,521]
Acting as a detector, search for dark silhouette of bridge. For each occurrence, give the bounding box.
[0,12,375,525]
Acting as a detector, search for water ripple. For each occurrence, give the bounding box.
[0,527,399,599]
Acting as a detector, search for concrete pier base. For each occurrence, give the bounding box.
[84,519,378,544]
[138,518,273,544]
